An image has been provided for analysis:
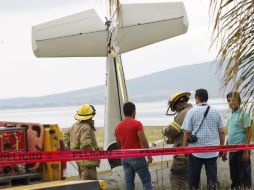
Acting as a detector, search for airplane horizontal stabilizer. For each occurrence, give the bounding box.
[32,9,107,57]
[32,2,188,57]
[118,2,188,54]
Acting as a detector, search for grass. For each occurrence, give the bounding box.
[95,126,165,147]
[94,127,104,147]
[62,126,165,148]
[144,126,165,143]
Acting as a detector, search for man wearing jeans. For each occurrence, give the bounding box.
[115,102,153,190]
[182,89,225,190]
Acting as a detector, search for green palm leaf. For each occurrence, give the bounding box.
[210,0,254,115]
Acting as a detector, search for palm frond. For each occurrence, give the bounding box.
[210,0,254,115]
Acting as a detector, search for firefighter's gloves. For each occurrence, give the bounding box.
[162,127,167,136]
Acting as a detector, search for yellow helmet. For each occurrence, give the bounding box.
[168,92,191,112]
[75,104,96,121]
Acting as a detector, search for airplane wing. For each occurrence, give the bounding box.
[32,2,188,57]
[32,9,108,57]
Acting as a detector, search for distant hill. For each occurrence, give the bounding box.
[0,61,223,109]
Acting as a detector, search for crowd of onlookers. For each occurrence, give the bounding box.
[63,88,252,190]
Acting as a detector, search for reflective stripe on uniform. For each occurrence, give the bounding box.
[170,121,181,133]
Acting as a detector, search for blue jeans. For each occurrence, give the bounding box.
[122,157,152,190]
[188,154,219,190]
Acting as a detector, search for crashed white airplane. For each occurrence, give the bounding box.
[32,1,188,177]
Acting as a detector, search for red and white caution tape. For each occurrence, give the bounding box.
[0,144,253,165]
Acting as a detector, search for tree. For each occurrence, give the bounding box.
[210,0,254,114]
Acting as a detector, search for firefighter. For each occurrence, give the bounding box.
[162,92,193,190]
[63,104,100,180]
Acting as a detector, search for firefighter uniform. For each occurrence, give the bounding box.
[163,92,192,190]
[63,104,100,180]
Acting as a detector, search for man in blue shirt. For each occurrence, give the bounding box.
[222,92,252,189]
[182,89,225,190]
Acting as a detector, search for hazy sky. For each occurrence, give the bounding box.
[0,0,216,99]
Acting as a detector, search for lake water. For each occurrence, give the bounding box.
[0,99,229,128]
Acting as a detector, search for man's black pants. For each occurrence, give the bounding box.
[229,151,252,189]
[188,154,219,190]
